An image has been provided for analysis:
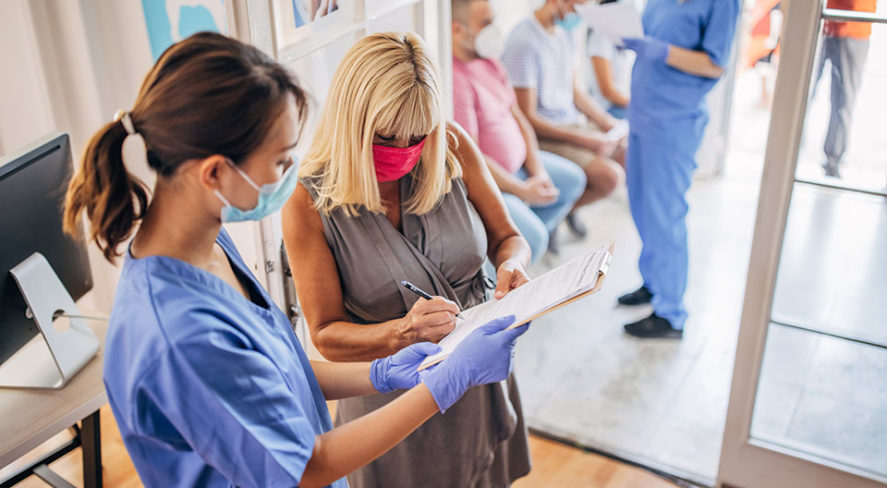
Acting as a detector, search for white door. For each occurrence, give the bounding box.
[718,0,887,486]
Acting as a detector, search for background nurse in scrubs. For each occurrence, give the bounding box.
[62,32,527,488]
[616,0,741,338]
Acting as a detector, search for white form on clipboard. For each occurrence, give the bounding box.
[418,243,614,370]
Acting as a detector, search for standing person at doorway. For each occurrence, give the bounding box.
[502,0,626,240]
[451,0,587,260]
[811,0,878,179]
[617,0,741,339]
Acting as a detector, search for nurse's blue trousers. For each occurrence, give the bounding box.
[626,113,707,330]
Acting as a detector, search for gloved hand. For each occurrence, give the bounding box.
[622,36,670,63]
[370,342,442,393]
[421,315,529,412]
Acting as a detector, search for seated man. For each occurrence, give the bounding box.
[452,0,586,260]
[502,0,625,237]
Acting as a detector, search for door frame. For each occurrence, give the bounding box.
[717,1,887,486]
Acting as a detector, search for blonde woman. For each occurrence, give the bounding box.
[282,32,533,487]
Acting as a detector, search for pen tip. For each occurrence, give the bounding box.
[400,281,408,286]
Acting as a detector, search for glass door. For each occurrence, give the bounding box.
[718,0,887,486]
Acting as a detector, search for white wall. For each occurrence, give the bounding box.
[0,0,155,313]
[0,0,447,316]
[489,0,543,36]
[0,0,268,313]
[0,1,56,158]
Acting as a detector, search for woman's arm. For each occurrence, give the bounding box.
[281,185,404,361]
[302,315,526,488]
[623,37,724,79]
[281,184,459,362]
[666,46,724,78]
[592,56,630,107]
[572,75,616,131]
[449,122,532,298]
[300,384,439,488]
[310,360,374,400]
[311,334,440,400]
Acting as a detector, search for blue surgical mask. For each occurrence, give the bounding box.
[557,13,583,32]
[214,157,300,223]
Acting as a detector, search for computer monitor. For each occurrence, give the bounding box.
[0,133,93,365]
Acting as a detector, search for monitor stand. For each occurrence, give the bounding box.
[0,253,99,389]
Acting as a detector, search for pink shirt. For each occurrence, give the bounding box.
[452,57,527,175]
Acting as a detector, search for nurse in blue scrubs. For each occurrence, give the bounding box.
[62,32,526,487]
[617,0,741,338]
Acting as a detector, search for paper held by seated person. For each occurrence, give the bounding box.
[418,243,614,370]
[575,2,643,45]
[604,120,629,142]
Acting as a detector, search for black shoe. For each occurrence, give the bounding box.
[823,161,842,179]
[617,285,652,306]
[624,313,683,339]
[565,212,588,238]
[547,227,560,256]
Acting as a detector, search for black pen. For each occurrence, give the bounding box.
[400,281,464,320]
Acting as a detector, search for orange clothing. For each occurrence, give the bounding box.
[744,0,782,69]
[824,0,878,39]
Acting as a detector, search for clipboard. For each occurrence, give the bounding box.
[418,242,614,370]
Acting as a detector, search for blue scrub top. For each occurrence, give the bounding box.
[630,0,741,122]
[103,229,346,488]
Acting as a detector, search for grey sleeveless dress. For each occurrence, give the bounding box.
[301,174,531,488]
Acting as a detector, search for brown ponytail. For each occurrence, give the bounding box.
[63,32,307,262]
[63,120,150,262]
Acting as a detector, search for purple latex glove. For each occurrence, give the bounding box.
[421,315,529,412]
[622,36,670,63]
[370,342,442,393]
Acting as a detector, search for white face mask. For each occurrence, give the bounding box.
[474,24,504,59]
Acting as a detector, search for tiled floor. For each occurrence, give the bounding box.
[753,325,887,479]
[772,186,887,345]
[514,68,887,485]
[515,156,760,485]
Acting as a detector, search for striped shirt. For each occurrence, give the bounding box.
[501,16,579,125]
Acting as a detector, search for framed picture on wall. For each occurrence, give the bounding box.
[296,0,340,26]
[141,0,230,61]
[273,0,357,54]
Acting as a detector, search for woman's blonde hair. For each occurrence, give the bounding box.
[298,32,462,216]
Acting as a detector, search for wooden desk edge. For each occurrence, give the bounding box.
[0,317,109,467]
[0,389,107,467]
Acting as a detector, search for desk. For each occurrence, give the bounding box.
[0,320,107,488]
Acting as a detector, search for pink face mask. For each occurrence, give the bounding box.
[372,138,426,182]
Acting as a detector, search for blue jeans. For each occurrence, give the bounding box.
[607,104,628,120]
[502,151,587,263]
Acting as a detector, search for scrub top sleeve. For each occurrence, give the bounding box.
[701,0,741,69]
[145,326,319,488]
